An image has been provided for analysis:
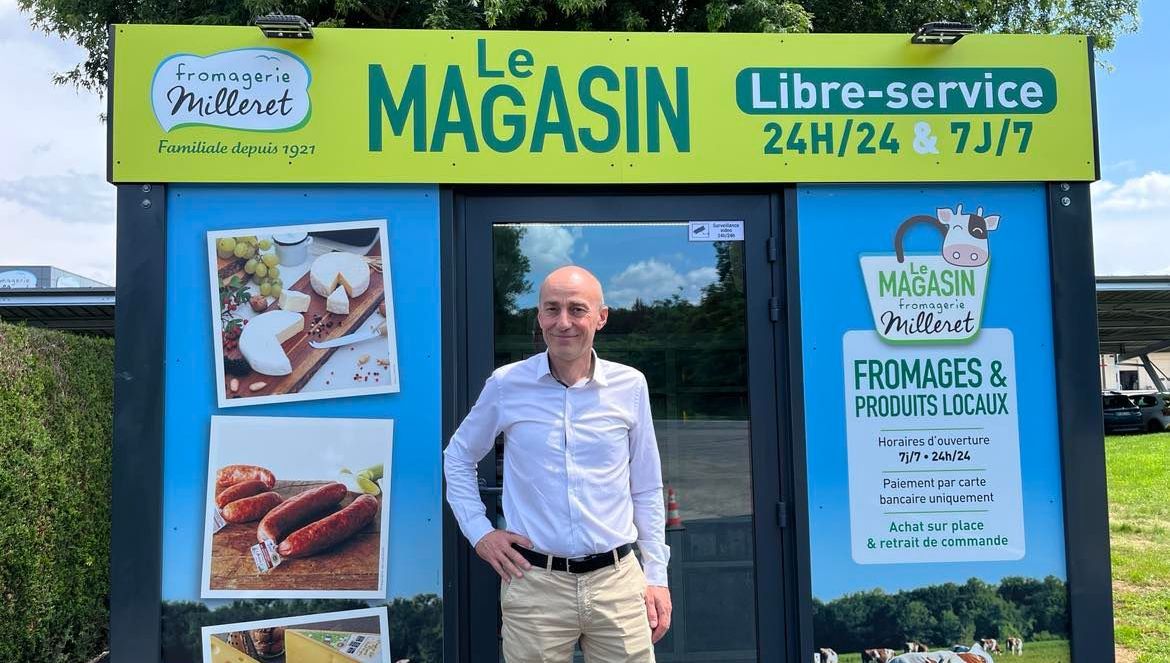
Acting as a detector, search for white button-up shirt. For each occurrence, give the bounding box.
[443,351,670,586]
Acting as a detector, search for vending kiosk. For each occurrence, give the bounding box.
[108,24,1112,662]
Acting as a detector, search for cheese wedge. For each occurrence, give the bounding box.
[285,629,381,663]
[310,251,370,298]
[326,285,350,315]
[239,310,304,376]
[209,635,262,663]
[278,288,310,313]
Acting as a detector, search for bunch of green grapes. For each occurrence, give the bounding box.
[215,235,266,260]
[217,236,283,299]
[243,248,283,299]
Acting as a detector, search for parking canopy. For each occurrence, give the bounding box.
[1097,276,1170,358]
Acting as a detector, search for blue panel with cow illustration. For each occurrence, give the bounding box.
[797,184,1070,662]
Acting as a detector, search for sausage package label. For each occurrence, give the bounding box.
[286,628,382,663]
[211,508,228,534]
[250,538,284,573]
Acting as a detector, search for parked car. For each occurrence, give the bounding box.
[1120,390,1170,432]
[1102,393,1144,434]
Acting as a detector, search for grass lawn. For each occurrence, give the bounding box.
[834,640,1070,662]
[1107,432,1170,663]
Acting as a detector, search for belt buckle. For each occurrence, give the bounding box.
[567,555,590,573]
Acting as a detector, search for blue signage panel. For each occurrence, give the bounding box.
[798,184,1070,658]
[160,185,442,661]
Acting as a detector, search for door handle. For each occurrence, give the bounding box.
[478,477,503,495]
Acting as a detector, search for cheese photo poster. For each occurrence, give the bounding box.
[797,185,1072,660]
[201,607,392,663]
[201,416,393,599]
[160,187,442,662]
[207,218,400,408]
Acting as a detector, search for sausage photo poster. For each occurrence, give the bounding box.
[200,415,393,599]
[206,219,400,409]
[201,607,392,663]
[797,185,1072,658]
[156,185,442,658]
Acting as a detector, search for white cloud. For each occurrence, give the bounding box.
[0,173,115,225]
[1091,171,1170,276]
[0,197,116,285]
[606,259,718,307]
[0,9,114,284]
[0,13,107,179]
[685,266,719,286]
[1102,159,1139,180]
[519,225,580,275]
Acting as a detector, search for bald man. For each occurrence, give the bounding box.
[444,266,672,662]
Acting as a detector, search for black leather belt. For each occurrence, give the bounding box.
[512,543,633,574]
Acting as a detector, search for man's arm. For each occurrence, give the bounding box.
[443,374,534,580]
[443,375,503,548]
[629,375,669,586]
[629,374,672,642]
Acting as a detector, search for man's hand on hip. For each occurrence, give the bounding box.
[645,585,672,643]
[475,529,534,581]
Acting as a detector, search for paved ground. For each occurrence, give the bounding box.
[654,419,753,521]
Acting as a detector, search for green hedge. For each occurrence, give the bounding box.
[0,322,113,663]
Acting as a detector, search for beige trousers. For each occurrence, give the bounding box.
[500,552,656,663]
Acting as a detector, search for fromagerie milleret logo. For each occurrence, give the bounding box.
[151,49,311,132]
[860,204,1001,343]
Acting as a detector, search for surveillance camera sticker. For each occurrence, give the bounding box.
[151,48,312,132]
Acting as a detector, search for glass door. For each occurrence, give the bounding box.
[456,193,790,662]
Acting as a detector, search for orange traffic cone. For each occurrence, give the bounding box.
[666,486,684,530]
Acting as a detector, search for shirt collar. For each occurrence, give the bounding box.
[537,350,609,387]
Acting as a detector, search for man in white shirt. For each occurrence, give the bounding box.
[444,265,672,662]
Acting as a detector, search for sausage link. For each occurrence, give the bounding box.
[256,482,348,543]
[215,480,269,508]
[216,464,276,491]
[221,491,283,523]
[278,494,379,558]
[250,627,285,655]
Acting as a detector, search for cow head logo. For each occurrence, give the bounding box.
[894,203,1001,267]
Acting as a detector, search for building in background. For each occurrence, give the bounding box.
[1101,353,1170,391]
[0,265,109,289]
[0,265,114,336]
[1098,276,1170,393]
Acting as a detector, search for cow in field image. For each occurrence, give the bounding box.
[887,643,995,663]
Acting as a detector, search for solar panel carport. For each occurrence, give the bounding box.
[0,288,115,337]
[1097,276,1170,390]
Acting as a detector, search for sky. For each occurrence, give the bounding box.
[0,2,1166,283]
[512,223,721,308]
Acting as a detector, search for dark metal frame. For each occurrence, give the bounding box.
[110,183,167,662]
[446,188,799,662]
[1048,182,1114,661]
[782,186,817,661]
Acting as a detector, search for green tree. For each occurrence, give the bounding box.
[18,0,1139,95]
[493,225,533,323]
[813,576,1070,651]
[895,599,937,643]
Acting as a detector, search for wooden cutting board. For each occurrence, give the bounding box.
[217,254,245,279]
[223,245,385,400]
[210,480,382,592]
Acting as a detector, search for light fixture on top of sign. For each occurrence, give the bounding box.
[911,21,975,45]
[253,14,314,39]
